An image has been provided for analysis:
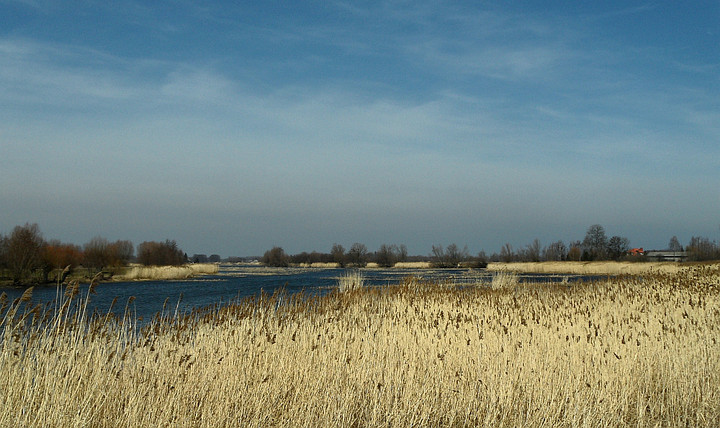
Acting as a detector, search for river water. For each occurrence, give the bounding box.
[0,265,601,321]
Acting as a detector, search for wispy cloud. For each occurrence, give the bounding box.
[0,39,157,106]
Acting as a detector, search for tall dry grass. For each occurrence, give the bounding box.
[489,270,520,290]
[487,261,687,275]
[337,270,365,293]
[114,263,219,281]
[0,265,719,427]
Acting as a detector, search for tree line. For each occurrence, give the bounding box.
[480,225,718,263]
[0,223,188,285]
[262,224,720,268]
[262,243,482,268]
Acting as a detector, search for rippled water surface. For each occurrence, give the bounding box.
[0,265,601,320]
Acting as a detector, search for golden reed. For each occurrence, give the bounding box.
[0,265,718,427]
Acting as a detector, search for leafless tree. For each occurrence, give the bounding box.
[138,240,186,266]
[567,241,582,261]
[375,244,398,267]
[431,243,468,268]
[687,236,719,261]
[668,236,683,252]
[519,239,541,262]
[5,223,45,284]
[397,244,408,263]
[608,236,630,260]
[262,246,289,267]
[347,243,368,267]
[583,224,608,260]
[331,243,346,267]
[542,240,567,261]
[109,240,134,266]
[499,243,515,263]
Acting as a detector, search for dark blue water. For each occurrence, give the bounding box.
[0,265,601,321]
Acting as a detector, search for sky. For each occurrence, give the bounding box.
[1,1,719,258]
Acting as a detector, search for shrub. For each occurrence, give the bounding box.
[262,247,289,267]
[137,240,185,266]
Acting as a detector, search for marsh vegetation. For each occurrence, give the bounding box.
[1,265,718,427]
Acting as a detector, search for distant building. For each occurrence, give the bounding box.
[644,251,688,262]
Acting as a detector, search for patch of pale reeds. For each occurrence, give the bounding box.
[487,261,686,275]
[337,270,365,292]
[310,262,341,268]
[0,264,718,427]
[490,270,520,290]
[393,261,432,269]
[114,263,218,281]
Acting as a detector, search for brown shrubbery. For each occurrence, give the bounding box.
[137,240,186,266]
[0,223,193,284]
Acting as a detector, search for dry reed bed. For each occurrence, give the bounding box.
[487,261,687,275]
[1,266,719,427]
[113,263,219,281]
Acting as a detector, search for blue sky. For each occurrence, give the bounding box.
[1,1,719,257]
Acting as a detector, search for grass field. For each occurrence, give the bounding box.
[0,265,718,427]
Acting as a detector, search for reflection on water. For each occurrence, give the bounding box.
[0,265,602,321]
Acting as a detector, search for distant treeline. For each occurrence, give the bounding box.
[261,243,442,268]
[0,223,188,285]
[261,224,720,268]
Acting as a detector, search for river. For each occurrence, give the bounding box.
[0,265,601,322]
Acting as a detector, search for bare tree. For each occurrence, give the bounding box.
[542,240,567,261]
[520,239,541,262]
[397,244,408,263]
[607,236,630,260]
[331,243,346,267]
[668,236,683,252]
[6,223,45,284]
[499,243,515,263]
[565,241,582,261]
[83,236,115,270]
[446,243,469,266]
[686,236,719,261]
[42,240,83,282]
[0,233,8,271]
[376,244,398,267]
[583,224,608,260]
[473,250,489,268]
[138,240,186,266]
[431,245,446,266]
[347,243,368,267]
[432,244,468,268]
[108,240,134,266]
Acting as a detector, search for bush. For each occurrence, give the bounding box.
[262,247,289,267]
[137,240,185,266]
